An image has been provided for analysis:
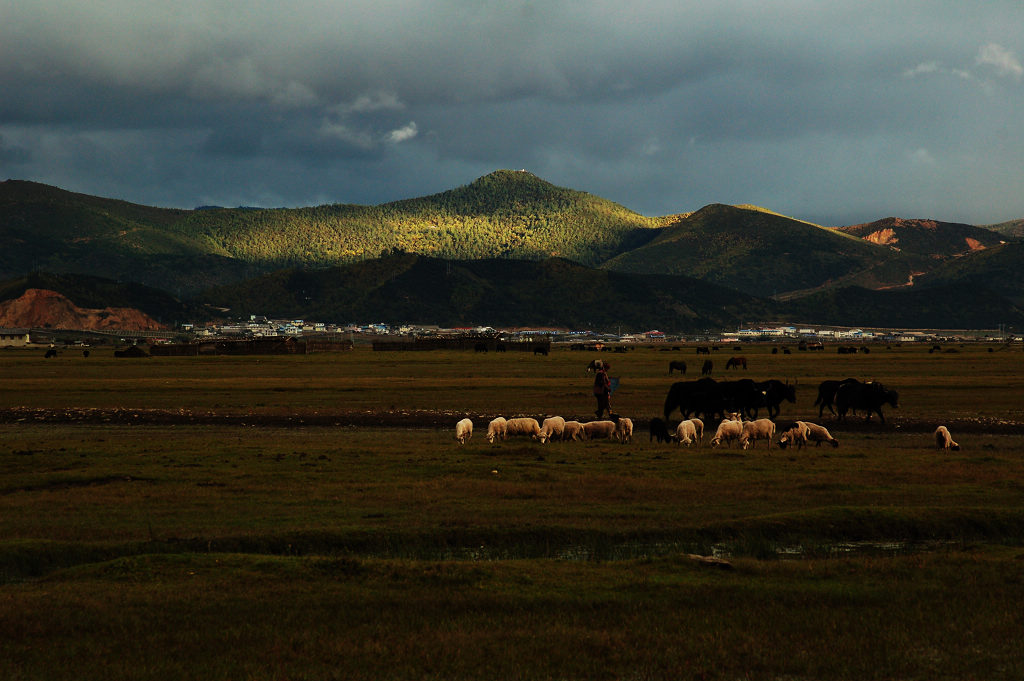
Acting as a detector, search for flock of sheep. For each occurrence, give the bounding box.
[455,414,962,451]
[455,415,635,445]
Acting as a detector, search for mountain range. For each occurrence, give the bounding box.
[2,171,1022,331]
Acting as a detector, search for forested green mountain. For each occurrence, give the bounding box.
[3,173,1020,311]
[199,254,776,332]
[601,203,912,296]
[779,282,1024,329]
[173,170,667,267]
[1,172,664,293]
[0,180,267,292]
[911,242,1024,306]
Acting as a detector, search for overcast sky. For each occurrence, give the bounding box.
[2,1,1022,226]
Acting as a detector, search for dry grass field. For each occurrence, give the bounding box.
[2,343,1023,679]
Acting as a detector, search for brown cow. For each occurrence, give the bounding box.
[725,356,747,370]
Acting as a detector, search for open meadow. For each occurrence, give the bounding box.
[2,342,1024,680]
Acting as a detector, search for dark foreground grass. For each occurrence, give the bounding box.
[2,345,1024,678]
[3,549,1024,680]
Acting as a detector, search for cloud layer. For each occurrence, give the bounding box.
[2,1,1022,225]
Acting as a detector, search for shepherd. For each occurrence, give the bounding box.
[593,361,613,418]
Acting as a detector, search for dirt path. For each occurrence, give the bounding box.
[0,406,1019,435]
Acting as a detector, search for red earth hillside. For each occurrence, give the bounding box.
[0,288,167,331]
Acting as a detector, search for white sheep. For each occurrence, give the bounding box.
[614,417,634,444]
[934,425,960,451]
[778,421,809,449]
[455,418,473,444]
[673,419,698,446]
[537,416,566,444]
[562,421,585,441]
[711,419,744,448]
[583,420,618,440]
[801,421,839,448]
[739,418,776,450]
[486,417,507,444]
[688,418,704,445]
[505,417,542,439]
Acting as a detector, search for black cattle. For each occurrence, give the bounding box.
[474,342,488,353]
[835,381,899,423]
[701,359,713,376]
[782,347,791,355]
[44,348,57,358]
[664,378,725,423]
[533,346,548,356]
[837,346,858,354]
[649,417,672,443]
[496,343,506,352]
[668,360,687,375]
[812,378,859,418]
[717,378,767,419]
[695,346,710,355]
[757,379,796,419]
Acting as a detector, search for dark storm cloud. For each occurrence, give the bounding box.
[2,1,1023,224]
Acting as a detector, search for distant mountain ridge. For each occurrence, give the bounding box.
[2,172,1022,328]
[199,253,777,332]
[836,217,1006,257]
[5,255,1024,333]
[601,203,909,296]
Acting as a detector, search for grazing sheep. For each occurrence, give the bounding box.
[672,419,698,446]
[802,421,839,448]
[614,417,634,444]
[934,425,960,451]
[777,421,809,449]
[739,418,776,450]
[688,417,704,444]
[455,418,473,444]
[711,419,744,448]
[486,417,508,444]
[562,421,586,441]
[538,416,566,444]
[505,417,542,439]
[649,417,672,443]
[583,420,618,440]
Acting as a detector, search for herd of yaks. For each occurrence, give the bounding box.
[454,414,962,451]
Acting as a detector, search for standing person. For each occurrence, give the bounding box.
[593,361,612,418]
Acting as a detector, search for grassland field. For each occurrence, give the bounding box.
[2,343,1023,680]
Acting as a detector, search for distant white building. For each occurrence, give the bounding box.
[0,328,30,347]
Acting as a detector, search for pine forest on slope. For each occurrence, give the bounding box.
[1,170,1022,330]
